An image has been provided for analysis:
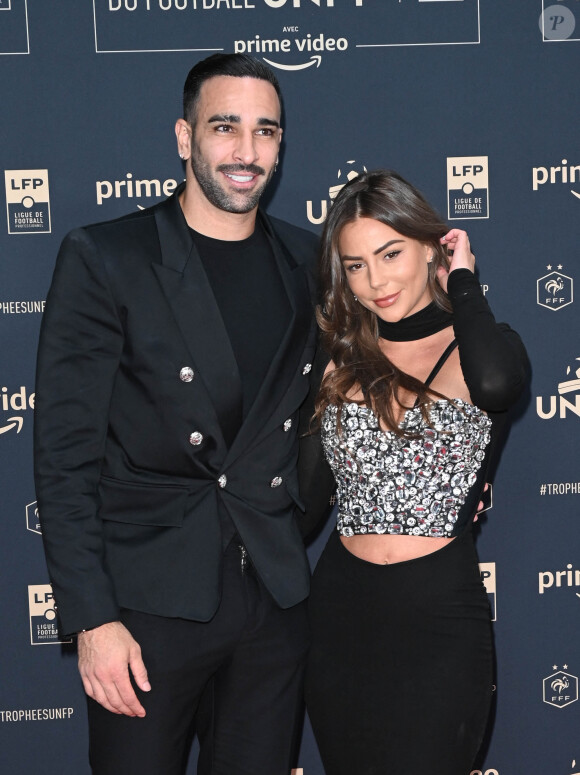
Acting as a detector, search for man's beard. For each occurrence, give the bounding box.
[190,144,273,214]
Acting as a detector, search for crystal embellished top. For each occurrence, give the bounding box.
[321,399,492,538]
[296,270,530,541]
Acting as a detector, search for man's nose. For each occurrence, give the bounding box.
[233,131,258,166]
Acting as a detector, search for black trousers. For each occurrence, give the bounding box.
[87,540,310,775]
[306,527,493,775]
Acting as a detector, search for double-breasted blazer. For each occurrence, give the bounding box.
[34,185,319,636]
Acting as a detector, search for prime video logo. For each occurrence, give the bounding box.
[532,158,580,199]
[0,386,34,436]
[96,174,179,206]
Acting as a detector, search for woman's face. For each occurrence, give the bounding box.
[339,217,434,321]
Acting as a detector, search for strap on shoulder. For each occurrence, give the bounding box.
[424,339,459,387]
[412,339,458,408]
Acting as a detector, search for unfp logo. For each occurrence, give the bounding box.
[543,665,578,709]
[306,159,367,225]
[537,264,573,311]
[537,358,580,420]
[28,584,71,645]
[4,170,51,234]
[447,156,489,220]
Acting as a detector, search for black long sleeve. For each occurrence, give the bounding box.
[447,269,529,411]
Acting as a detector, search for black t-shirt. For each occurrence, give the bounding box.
[190,222,291,434]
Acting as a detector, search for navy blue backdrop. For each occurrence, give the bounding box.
[1,2,580,773]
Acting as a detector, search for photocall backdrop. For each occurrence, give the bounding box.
[1,2,579,773]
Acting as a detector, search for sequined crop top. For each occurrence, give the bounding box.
[296,270,530,541]
[321,399,492,538]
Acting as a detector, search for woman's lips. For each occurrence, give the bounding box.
[374,292,401,308]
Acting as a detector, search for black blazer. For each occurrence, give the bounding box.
[34,186,319,635]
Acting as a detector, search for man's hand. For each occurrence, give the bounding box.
[77,621,151,717]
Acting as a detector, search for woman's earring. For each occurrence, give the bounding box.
[427,255,433,263]
[179,153,185,160]
[353,295,358,301]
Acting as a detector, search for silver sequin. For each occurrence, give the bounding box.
[321,400,491,538]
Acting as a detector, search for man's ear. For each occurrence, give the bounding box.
[175,119,192,161]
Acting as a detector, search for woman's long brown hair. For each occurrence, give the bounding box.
[315,169,452,436]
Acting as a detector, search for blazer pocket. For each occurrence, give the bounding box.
[98,476,188,527]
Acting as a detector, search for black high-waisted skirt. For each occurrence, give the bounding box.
[305,527,493,775]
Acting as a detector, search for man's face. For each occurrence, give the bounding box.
[186,75,282,215]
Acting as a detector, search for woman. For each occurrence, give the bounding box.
[300,170,528,774]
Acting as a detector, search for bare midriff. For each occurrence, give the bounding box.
[340,533,455,565]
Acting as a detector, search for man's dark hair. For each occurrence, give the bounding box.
[183,53,282,126]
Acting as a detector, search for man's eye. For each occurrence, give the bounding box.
[216,125,233,133]
[257,128,274,136]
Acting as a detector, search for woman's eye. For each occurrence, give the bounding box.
[384,251,400,260]
[346,263,363,272]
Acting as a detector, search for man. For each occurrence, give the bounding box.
[34,54,318,775]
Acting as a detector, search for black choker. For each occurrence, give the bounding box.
[376,302,453,342]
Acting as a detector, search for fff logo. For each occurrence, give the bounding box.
[537,269,573,311]
[543,668,579,709]
[26,501,41,535]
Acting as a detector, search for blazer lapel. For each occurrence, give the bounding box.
[225,211,314,465]
[152,187,243,443]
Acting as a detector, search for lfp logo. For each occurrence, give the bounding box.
[447,156,489,220]
[480,562,496,621]
[28,584,71,645]
[4,170,51,234]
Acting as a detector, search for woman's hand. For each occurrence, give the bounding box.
[436,229,475,293]
[473,483,491,523]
